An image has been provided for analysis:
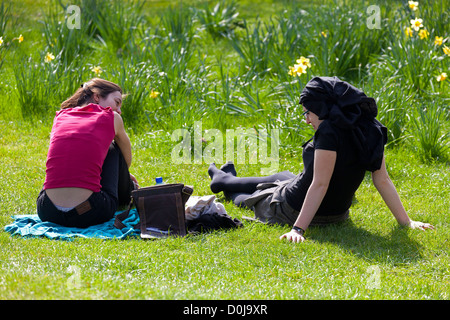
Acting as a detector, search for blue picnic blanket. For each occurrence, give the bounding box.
[4,209,140,240]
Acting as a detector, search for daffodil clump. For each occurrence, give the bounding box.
[404,1,449,83]
[0,34,23,47]
[1,34,24,68]
[0,34,24,50]
[288,56,311,77]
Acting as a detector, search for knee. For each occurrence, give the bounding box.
[109,141,120,154]
[110,141,127,166]
[232,194,250,208]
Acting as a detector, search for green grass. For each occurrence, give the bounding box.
[0,120,449,300]
[0,0,449,300]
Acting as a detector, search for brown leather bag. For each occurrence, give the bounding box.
[114,183,193,239]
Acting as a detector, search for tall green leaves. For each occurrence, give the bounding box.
[412,104,449,162]
[81,0,146,55]
[3,0,450,161]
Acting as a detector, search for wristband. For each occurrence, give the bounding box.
[292,226,305,236]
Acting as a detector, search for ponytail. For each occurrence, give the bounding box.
[60,78,123,109]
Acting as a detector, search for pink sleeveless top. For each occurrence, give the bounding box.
[43,104,115,192]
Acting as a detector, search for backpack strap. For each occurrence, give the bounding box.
[114,198,136,229]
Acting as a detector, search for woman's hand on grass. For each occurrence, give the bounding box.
[407,220,435,231]
[280,230,305,243]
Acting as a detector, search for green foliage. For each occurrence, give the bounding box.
[40,2,94,66]
[412,103,449,162]
[78,0,146,55]
[2,0,449,160]
[228,19,277,75]
[195,0,243,40]
[0,1,10,35]
[108,58,155,130]
[298,2,388,80]
[0,0,12,70]
[13,53,88,119]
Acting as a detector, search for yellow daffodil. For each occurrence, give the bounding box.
[443,45,450,56]
[91,66,103,76]
[410,18,423,31]
[288,66,295,76]
[150,89,160,98]
[11,34,24,43]
[296,56,311,68]
[408,1,419,11]
[418,29,429,39]
[0,36,3,46]
[288,66,296,76]
[288,56,312,77]
[288,64,307,77]
[44,52,55,63]
[434,36,443,46]
[436,72,447,82]
[405,27,413,37]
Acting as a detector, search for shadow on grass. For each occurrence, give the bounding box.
[307,218,424,265]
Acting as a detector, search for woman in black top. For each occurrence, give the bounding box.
[207,76,434,243]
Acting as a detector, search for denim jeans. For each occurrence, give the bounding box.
[37,142,134,228]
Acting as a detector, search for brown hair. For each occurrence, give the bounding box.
[60,78,123,109]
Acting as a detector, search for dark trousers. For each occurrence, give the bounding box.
[37,142,134,228]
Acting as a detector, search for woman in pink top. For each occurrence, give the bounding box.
[37,78,139,227]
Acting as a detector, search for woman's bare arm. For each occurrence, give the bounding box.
[113,111,132,168]
[371,157,434,230]
[280,149,337,242]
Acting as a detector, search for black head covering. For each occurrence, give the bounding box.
[299,76,387,172]
[300,76,378,124]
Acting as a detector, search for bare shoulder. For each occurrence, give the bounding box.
[113,110,123,121]
[113,111,125,135]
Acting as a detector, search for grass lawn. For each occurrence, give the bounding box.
[0,0,449,302]
[0,120,448,300]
